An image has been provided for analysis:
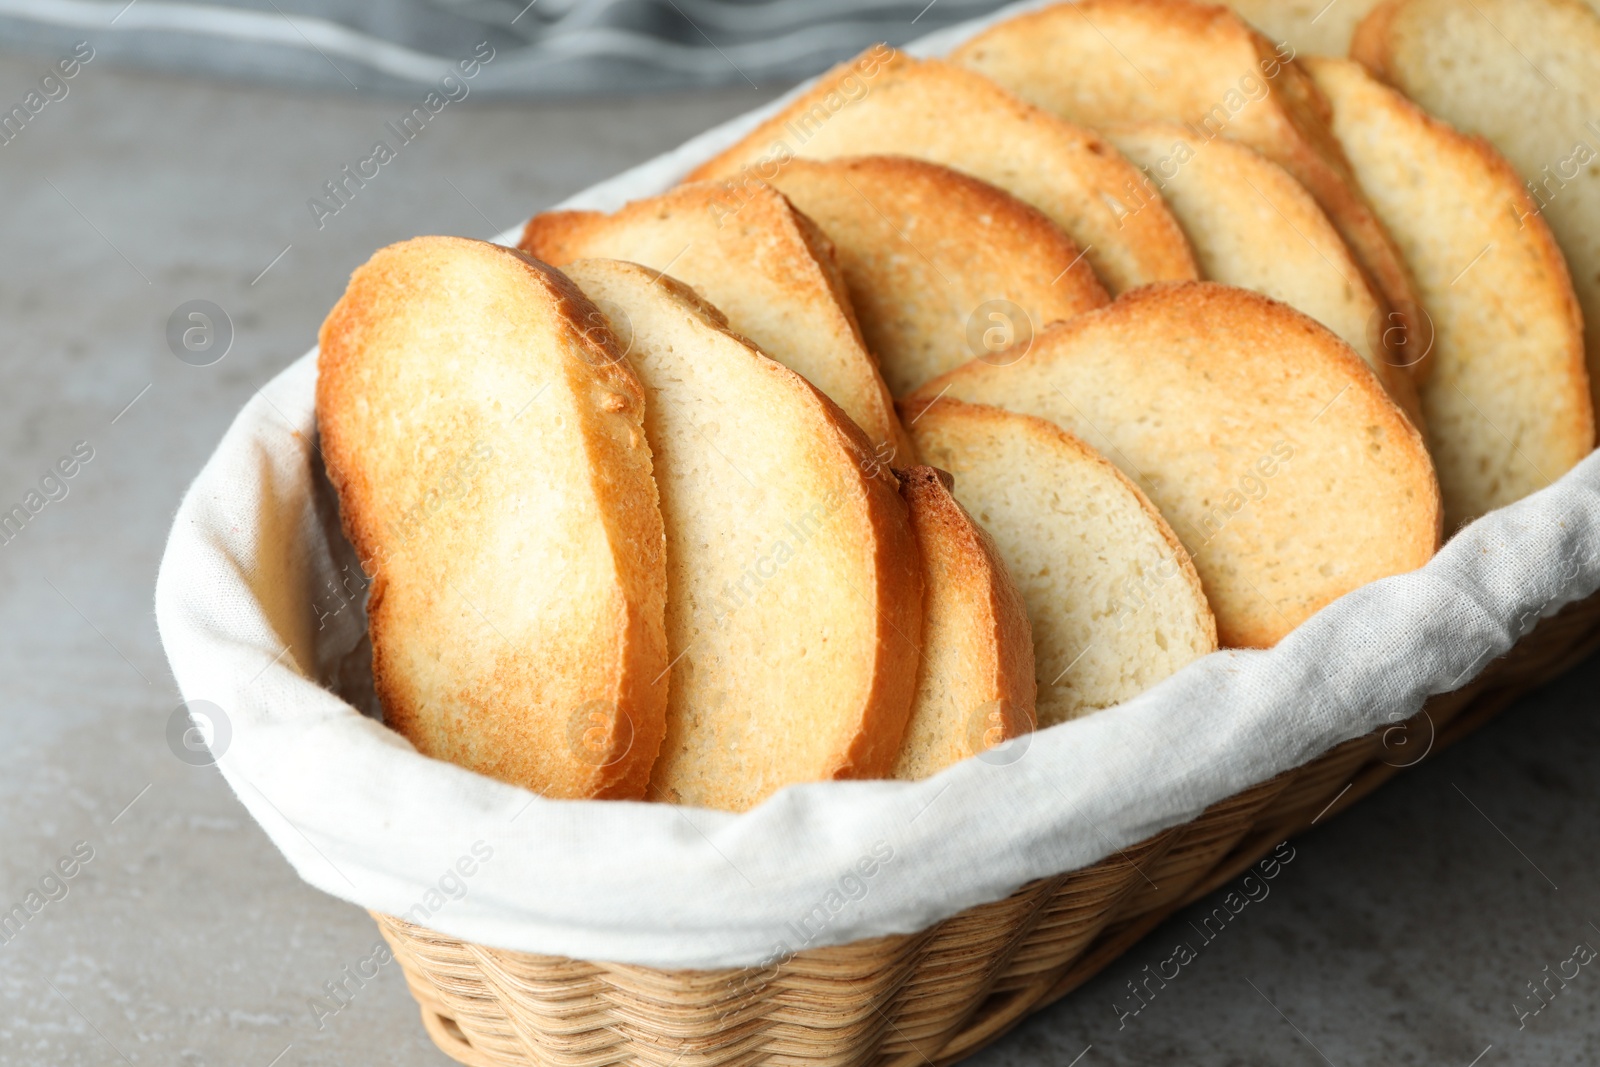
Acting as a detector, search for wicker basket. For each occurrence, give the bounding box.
[373,589,1600,1067]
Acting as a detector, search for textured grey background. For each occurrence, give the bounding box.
[0,49,1596,1067]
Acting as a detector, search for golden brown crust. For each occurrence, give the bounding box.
[1310,54,1587,387]
[795,365,925,783]
[783,195,869,349]
[1306,55,1594,525]
[1103,120,1423,427]
[900,398,1217,657]
[835,473,927,780]
[767,155,1110,396]
[317,237,669,799]
[909,281,1442,648]
[1350,0,1600,439]
[517,212,605,270]
[752,333,926,784]
[521,182,914,465]
[684,47,1199,295]
[899,398,1217,721]
[1249,21,1429,382]
[1223,0,1388,57]
[775,156,1102,297]
[1349,0,1404,78]
[781,197,919,465]
[951,0,1428,382]
[562,259,922,808]
[892,465,1035,779]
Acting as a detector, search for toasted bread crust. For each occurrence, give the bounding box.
[1350,0,1600,432]
[564,259,923,810]
[1307,56,1593,527]
[517,210,606,269]
[685,48,1198,295]
[521,182,914,465]
[317,237,669,799]
[1349,0,1404,75]
[952,0,1428,382]
[767,155,1110,397]
[902,400,1218,644]
[1104,121,1422,425]
[892,465,1036,779]
[902,399,1217,652]
[902,399,1216,722]
[910,282,1442,648]
[1224,0,1388,56]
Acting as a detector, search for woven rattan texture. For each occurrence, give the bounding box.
[374,590,1600,1067]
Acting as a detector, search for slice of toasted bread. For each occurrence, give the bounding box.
[909,283,1442,648]
[562,259,923,812]
[764,155,1110,398]
[1307,57,1594,530]
[951,0,1428,380]
[904,401,1216,726]
[685,48,1198,296]
[1105,122,1420,423]
[1353,0,1600,429]
[891,465,1036,778]
[521,182,913,465]
[316,237,668,800]
[1224,0,1385,56]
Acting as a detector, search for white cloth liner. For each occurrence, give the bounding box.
[154,0,1600,969]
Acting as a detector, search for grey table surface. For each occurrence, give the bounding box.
[1,49,1597,1067]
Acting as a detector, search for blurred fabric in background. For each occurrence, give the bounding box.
[0,0,1014,95]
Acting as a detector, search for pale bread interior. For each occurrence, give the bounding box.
[951,0,1427,380]
[310,0,1600,805]
[1353,0,1600,426]
[1309,56,1594,530]
[686,48,1199,296]
[893,465,1036,779]
[563,259,922,812]
[767,155,1110,397]
[1224,0,1385,56]
[907,400,1216,727]
[316,237,669,800]
[521,181,913,465]
[1107,122,1419,422]
[912,283,1442,649]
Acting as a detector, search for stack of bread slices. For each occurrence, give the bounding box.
[316,0,1595,813]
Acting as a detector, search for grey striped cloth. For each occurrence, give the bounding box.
[0,0,1011,95]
